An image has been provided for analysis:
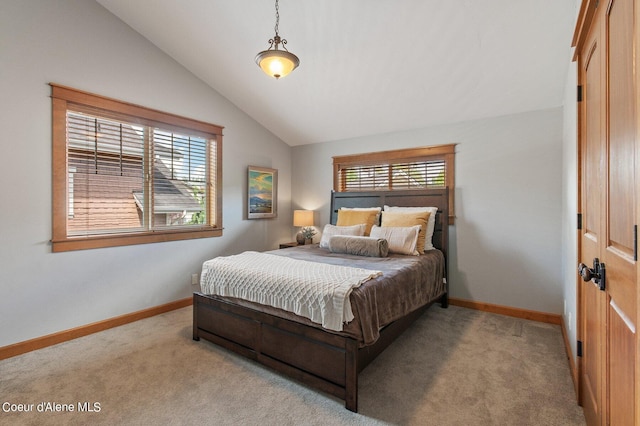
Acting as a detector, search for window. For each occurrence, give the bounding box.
[333,144,455,223]
[51,84,223,252]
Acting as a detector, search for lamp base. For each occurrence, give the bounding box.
[296,232,306,245]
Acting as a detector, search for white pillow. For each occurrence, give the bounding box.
[384,206,438,251]
[319,224,366,248]
[369,225,421,255]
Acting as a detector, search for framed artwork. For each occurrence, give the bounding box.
[247,166,277,219]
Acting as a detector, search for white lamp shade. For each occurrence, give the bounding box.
[256,50,300,79]
[293,210,314,227]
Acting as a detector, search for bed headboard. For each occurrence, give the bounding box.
[329,188,449,261]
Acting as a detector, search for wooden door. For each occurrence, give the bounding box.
[578,6,606,423]
[604,0,636,424]
[577,0,637,425]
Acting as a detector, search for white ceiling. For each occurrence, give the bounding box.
[96,0,577,146]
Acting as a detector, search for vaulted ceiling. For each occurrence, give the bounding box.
[96,0,577,146]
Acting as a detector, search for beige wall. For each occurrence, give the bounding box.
[0,0,292,347]
[0,0,578,350]
[292,108,565,314]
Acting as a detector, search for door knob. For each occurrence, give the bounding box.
[578,262,593,281]
[577,258,606,291]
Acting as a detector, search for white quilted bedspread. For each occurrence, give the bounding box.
[200,251,382,331]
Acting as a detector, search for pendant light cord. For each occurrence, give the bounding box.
[274,0,280,37]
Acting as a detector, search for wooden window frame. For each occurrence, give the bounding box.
[333,144,455,224]
[51,84,224,252]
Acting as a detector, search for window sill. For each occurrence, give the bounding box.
[51,228,223,252]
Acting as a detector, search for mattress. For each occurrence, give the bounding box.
[200,244,445,346]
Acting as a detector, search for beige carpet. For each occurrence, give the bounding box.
[0,305,585,425]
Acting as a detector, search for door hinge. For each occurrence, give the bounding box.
[634,225,637,261]
[577,213,582,230]
[577,340,583,357]
[577,85,583,102]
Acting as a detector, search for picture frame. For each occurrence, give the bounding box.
[247,166,277,219]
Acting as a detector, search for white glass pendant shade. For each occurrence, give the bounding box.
[256,50,300,79]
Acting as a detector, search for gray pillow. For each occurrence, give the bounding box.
[328,235,389,258]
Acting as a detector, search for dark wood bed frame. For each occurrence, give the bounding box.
[193,189,449,412]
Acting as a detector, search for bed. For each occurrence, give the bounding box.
[193,188,449,412]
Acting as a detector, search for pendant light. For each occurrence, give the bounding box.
[255,0,300,79]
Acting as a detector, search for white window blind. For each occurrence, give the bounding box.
[67,112,145,235]
[66,110,214,236]
[151,130,208,228]
[52,84,223,251]
[338,160,446,191]
[332,144,455,224]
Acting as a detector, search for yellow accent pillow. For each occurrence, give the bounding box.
[336,209,379,236]
[380,210,431,254]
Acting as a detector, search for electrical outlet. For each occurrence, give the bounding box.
[191,273,199,286]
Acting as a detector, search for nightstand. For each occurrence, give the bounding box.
[279,242,299,249]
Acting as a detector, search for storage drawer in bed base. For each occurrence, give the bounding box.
[193,293,358,409]
[192,291,443,412]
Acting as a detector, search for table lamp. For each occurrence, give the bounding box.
[293,210,314,244]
